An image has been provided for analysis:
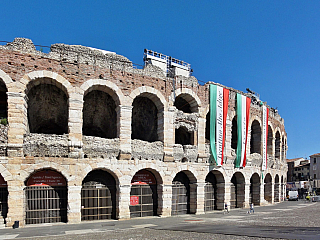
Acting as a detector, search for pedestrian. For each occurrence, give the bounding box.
[249,203,254,214]
[224,202,229,214]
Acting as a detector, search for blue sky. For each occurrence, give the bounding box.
[1,1,318,159]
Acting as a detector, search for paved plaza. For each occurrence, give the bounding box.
[1,200,319,240]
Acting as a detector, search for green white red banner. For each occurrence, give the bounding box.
[209,84,229,166]
[262,105,269,170]
[236,93,251,168]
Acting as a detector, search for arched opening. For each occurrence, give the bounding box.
[0,79,8,122]
[274,174,280,202]
[204,171,225,211]
[25,169,68,224]
[231,116,238,150]
[275,131,281,159]
[81,169,117,221]
[250,173,260,206]
[230,172,245,208]
[83,90,117,138]
[132,97,158,142]
[0,79,7,157]
[172,171,191,215]
[130,169,158,218]
[0,174,8,225]
[175,126,192,145]
[264,173,272,203]
[205,111,210,143]
[174,95,192,113]
[267,126,273,155]
[27,83,68,134]
[250,120,261,154]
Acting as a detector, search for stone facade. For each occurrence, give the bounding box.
[0,38,287,227]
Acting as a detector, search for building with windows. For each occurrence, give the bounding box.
[0,38,287,227]
[310,153,320,180]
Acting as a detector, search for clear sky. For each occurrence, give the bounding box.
[0,1,318,159]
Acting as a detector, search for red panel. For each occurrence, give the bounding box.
[131,169,156,185]
[0,174,7,187]
[130,196,139,206]
[26,170,67,186]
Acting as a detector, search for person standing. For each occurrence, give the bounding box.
[224,202,229,213]
[249,203,254,214]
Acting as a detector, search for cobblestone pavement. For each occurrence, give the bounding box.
[1,200,319,240]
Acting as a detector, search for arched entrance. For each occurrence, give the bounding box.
[230,172,245,208]
[0,174,8,225]
[25,169,68,224]
[264,173,272,203]
[250,173,260,206]
[130,169,158,218]
[204,171,225,211]
[274,175,280,202]
[81,170,117,221]
[172,172,191,215]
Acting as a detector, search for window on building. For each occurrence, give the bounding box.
[314,158,317,164]
[314,174,317,179]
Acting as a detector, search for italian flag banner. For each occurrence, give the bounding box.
[262,105,269,170]
[209,84,229,166]
[235,93,251,168]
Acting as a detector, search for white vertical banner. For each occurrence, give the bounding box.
[240,95,247,167]
[216,86,224,165]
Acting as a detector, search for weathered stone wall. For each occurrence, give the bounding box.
[82,136,119,159]
[0,124,8,156]
[23,133,68,157]
[131,139,164,161]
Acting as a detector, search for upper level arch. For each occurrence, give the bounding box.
[0,69,13,89]
[23,70,72,97]
[129,86,166,111]
[24,73,70,134]
[80,79,125,106]
[172,88,201,113]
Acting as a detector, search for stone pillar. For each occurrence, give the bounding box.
[161,184,172,217]
[6,180,24,227]
[67,186,81,223]
[163,107,175,162]
[271,182,275,204]
[118,106,132,160]
[189,183,197,214]
[224,182,231,210]
[260,180,267,206]
[118,185,131,219]
[68,92,83,159]
[197,117,206,163]
[7,92,27,157]
[244,183,250,208]
[196,182,205,215]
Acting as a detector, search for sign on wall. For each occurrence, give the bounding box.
[26,170,67,186]
[131,169,156,185]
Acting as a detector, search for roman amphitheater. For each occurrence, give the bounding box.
[0,38,287,227]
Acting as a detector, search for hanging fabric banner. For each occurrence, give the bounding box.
[209,84,229,166]
[262,105,269,170]
[235,93,251,168]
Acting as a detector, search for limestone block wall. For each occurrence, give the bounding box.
[0,38,288,227]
